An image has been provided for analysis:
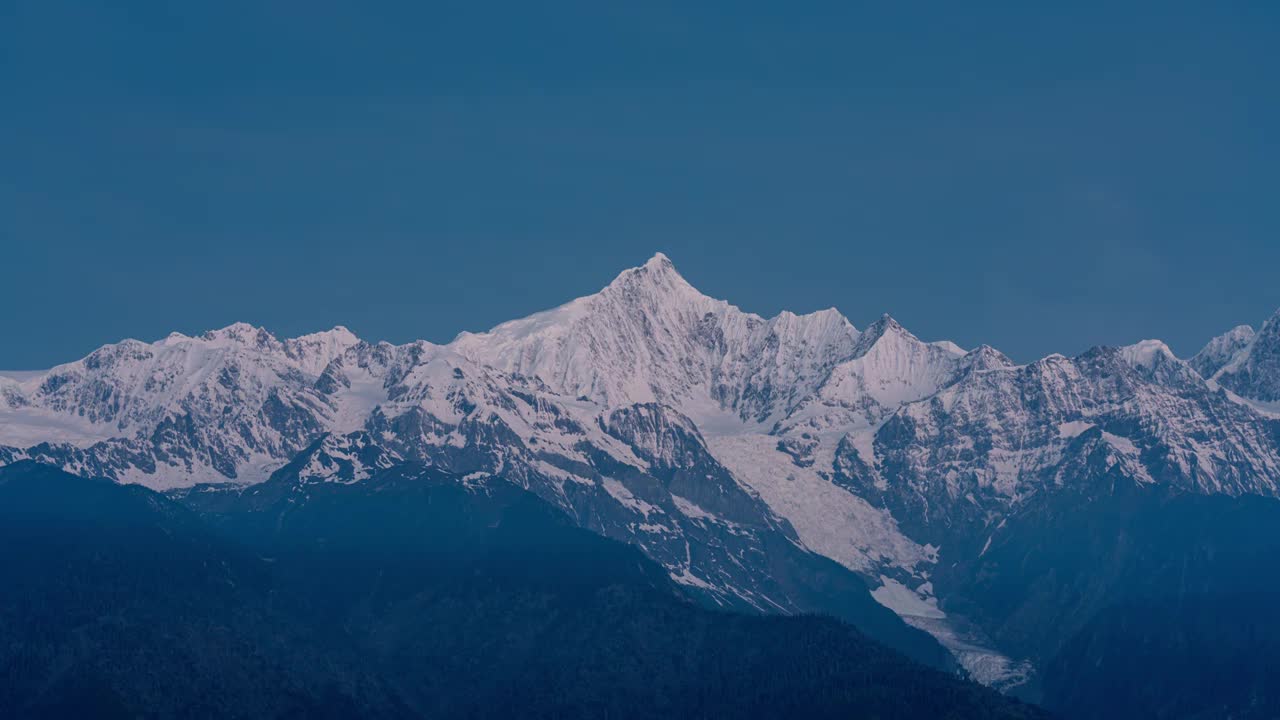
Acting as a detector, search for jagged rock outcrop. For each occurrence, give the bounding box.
[4,253,1280,691]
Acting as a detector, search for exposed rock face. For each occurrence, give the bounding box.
[4,254,1280,691]
[1207,310,1280,404]
[1190,324,1255,379]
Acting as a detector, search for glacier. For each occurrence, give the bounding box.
[4,252,1280,690]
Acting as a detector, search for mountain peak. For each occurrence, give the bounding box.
[284,326,363,374]
[206,321,263,336]
[964,344,1016,371]
[200,323,280,351]
[1118,339,1177,370]
[852,314,916,356]
[1190,325,1255,379]
[769,307,855,337]
[1262,307,1280,335]
[870,313,907,334]
[291,325,360,345]
[1216,307,1280,402]
[646,251,673,268]
[601,252,704,301]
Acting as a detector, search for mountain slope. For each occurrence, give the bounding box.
[937,470,1280,719]
[1190,324,1255,379]
[0,461,401,718]
[1043,592,1280,720]
[4,253,1280,700]
[181,432,954,670]
[0,461,1047,720]
[1206,309,1280,405]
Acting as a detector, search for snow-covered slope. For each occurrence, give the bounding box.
[5,253,1280,690]
[452,252,862,426]
[0,324,355,486]
[1190,324,1255,379]
[1207,309,1280,405]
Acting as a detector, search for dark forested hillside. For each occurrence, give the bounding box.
[0,461,1046,719]
[938,472,1280,719]
[0,461,402,718]
[1043,593,1280,720]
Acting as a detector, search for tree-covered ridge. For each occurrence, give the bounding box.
[0,461,1046,719]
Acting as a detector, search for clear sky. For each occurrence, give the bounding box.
[3,2,1278,368]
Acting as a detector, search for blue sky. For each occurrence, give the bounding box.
[3,2,1278,368]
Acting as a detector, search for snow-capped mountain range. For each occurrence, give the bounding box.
[4,252,1279,688]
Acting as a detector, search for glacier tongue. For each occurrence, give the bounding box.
[705,432,934,575]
